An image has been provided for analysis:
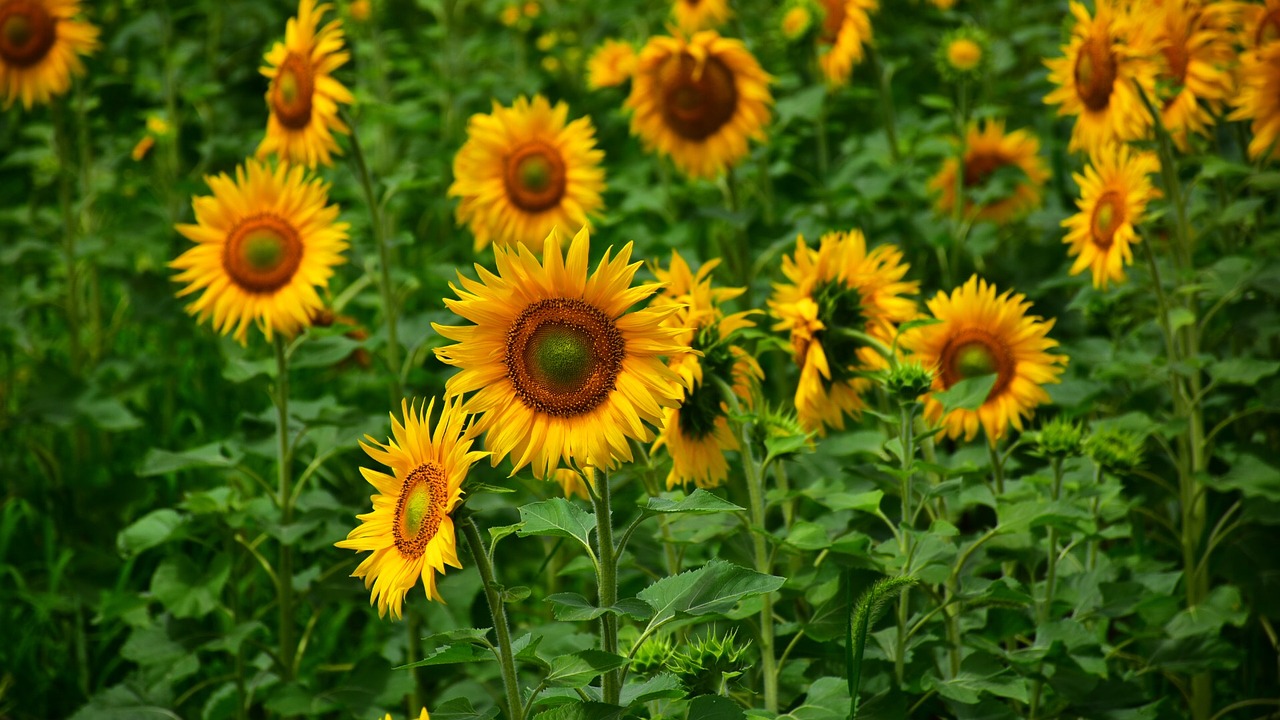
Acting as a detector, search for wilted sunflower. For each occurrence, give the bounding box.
[901,276,1066,444]
[337,398,485,619]
[769,231,918,435]
[434,228,688,479]
[1150,0,1235,150]
[1044,0,1158,152]
[450,95,606,253]
[171,158,349,344]
[257,0,354,167]
[587,39,637,89]
[1062,143,1160,289]
[816,0,877,87]
[928,120,1049,223]
[1230,41,1280,162]
[0,0,98,109]
[627,30,773,179]
[672,0,731,33]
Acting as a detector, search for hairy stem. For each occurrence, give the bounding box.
[590,475,622,704]
[460,517,523,720]
[273,337,296,688]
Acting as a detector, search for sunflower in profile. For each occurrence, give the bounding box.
[816,0,877,87]
[901,276,1067,444]
[673,0,732,33]
[171,158,349,344]
[337,398,485,619]
[257,0,354,168]
[928,120,1049,223]
[450,95,606,253]
[1062,143,1160,289]
[587,39,637,89]
[627,31,773,179]
[1150,0,1235,150]
[650,252,761,489]
[1044,0,1158,152]
[1230,40,1280,162]
[0,0,98,109]
[769,231,918,435]
[434,228,688,479]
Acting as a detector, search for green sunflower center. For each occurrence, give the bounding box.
[394,462,447,559]
[953,342,998,379]
[659,53,738,141]
[223,214,304,294]
[1090,191,1125,250]
[241,229,289,272]
[507,298,626,417]
[528,324,595,393]
[0,1,56,68]
[814,281,867,384]
[677,381,723,441]
[270,53,316,130]
[504,142,567,213]
[1074,36,1117,112]
[939,329,1013,401]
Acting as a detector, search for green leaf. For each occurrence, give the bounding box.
[1165,585,1247,639]
[645,489,744,515]
[150,554,230,618]
[620,673,684,707]
[636,559,785,629]
[1216,454,1280,502]
[532,702,626,720]
[933,374,997,413]
[117,509,185,556]
[764,431,812,466]
[504,585,531,603]
[545,649,630,688]
[1168,308,1196,332]
[138,443,240,477]
[429,697,501,720]
[423,628,492,646]
[290,335,364,369]
[546,593,654,622]
[489,523,524,544]
[781,677,851,720]
[785,521,831,551]
[77,396,142,432]
[685,695,744,720]
[395,643,492,669]
[1208,358,1280,386]
[518,498,596,552]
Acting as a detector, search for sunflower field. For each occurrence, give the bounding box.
[4,0,1280,718]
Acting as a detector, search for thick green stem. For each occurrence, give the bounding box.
[273,337,296,687]
[53,103,81,371]
[738,413,778,712]
[870,47,901,162]
[1030,456,1065,719]
[460,517,523,720]
[895,403,917,687]
[590,476,622,705]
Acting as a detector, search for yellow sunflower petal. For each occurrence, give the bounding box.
[0,0,99,110]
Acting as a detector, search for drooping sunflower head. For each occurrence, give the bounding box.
[815,0,878,87]
[928,120,1049,223]
[1062,142,1160,289]
[587,39,637,89]
[672,0,732,33]
[1230,37,1280,162]
[336,397,486,619]
[171,158,350,344]
[1044,0,1158,153]
[626,30,773,179]
[450,95,606,253]
[769,230,918,434]
[257,0,354,168]
[900,276,1067,444]
[0,0,98,109]
[434,227,689,479]
[1149,0,1236,150]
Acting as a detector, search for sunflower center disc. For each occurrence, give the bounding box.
[223,215,304,294]
[1258,11,1280,46]
[1090,191,1125,250]
[962,150,1011,189]
[394,462,447,559]
[506,298,625,417]
[1161,40,1189,85]
[818,0,846,43]
[954,343,998,379]
[659,53,738,141]
[504,142,567,212]
[1074,37,1117,112]
[948,39,982,71]
[0,1,56,68]
[677,382,722,441]
[271,53,316,130]
[940,329,1013,400]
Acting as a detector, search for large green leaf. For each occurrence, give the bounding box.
[545,649,630,688]
[117,509,185,556]
[636,559,784,629]
[518,498,596,552]
[933,374,997,413]
[644,489,744,515]
[685,695,744,720]
[532,703,626,720]
[546,592,653,622]
[430,698,501,720]
[150,554,230,618]
[620,673,684,707]
[394,643,492,669]
[138,443,240,477]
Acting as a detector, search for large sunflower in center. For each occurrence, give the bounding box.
[434,228,688,479]
[816,0,878,87]
[626,30,773,179]
[928,120,1048,223]
[0,0,99,109]
[450,95,606,253]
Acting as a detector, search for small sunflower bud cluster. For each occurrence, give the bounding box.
[936,26,990,82]
[663,630,752,695]
[630,634,675,676]
[884,361,935,404]
[1031,416,1086,459]
[1086,427,1145,472]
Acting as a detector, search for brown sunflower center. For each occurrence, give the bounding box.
[504,142,567,212]
[962,150,1013,188]
[819,0,846,43]
[1090,191,1125,250]
[270,53,316,130]
[677,381,722,441]
[658,52,738,141]
[1257,10,1280,46]
[1161,39,1189,85]
[506,297,625,417]
[939,328,1014,400]
[394,462,448,559]
[223,214,304,294]
[1074,36,1117,112]
[0,0,56,68]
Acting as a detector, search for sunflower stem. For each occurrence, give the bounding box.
[736,404,779,713]
[589,473,622,705]
[894,401,917,688]
[461,516,524,720]
[1029,455,1065,720]
[53,101,82,373]
[869,46,901,163]
[273,335,297,689]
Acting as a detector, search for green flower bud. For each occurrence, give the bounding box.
[631,634,673,676]
[936,26,990,83]
[885,361,935,404]
[1086,427,1144,472]
[1032,416,1086,458]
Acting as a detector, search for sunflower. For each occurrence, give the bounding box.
[0,0,98,110]
[928,120,1049,224]
[257,0,354,168]
[781,4,814,42]
[1044,0,1158,153]
[627,30,773,179]
[337,398,485,619]
[171,158,349,344]
[769,231,918,435]
[434,227,688,479]
[673,0,732,32]
[1230,40,1280,162]
[450,95,606,253]
[816,0,877,87]
[550,466,594,500]
[900,276,1067,444]
[1150,0,1236,150]
[1240,0,1280,50]
[1062,143,1160,289]
[587,39,637,89]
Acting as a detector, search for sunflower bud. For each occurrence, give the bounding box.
[631,634,674,676]
[1032,417,1086,459]
[884,361,934,404]
[1086,427,1144,472]
[936,27,989,81]
[664,630,751,695]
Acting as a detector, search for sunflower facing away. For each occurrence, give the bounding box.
[0,0,98,109]
[900,276,1067,444]
[1230,40,1280,162]
[171,158,349,344]
[587,39,637,89]
[673,0,732,33]
[336,397,485,619]
[434,227,689,479]
[769,231,918,435]
[928,120,1049,223]
[257,0,354,168]
[1044,0,1157,152]
[816,0,877,87]
[1062,143,1160,289]
[450,95,606,253]
[627,30,773,179]
[1150,0,1236,150]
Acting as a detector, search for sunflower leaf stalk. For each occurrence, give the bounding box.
[460,516,524,720]
[588,472,622,705]
[893,394,919,688]
[272,335,297,686]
